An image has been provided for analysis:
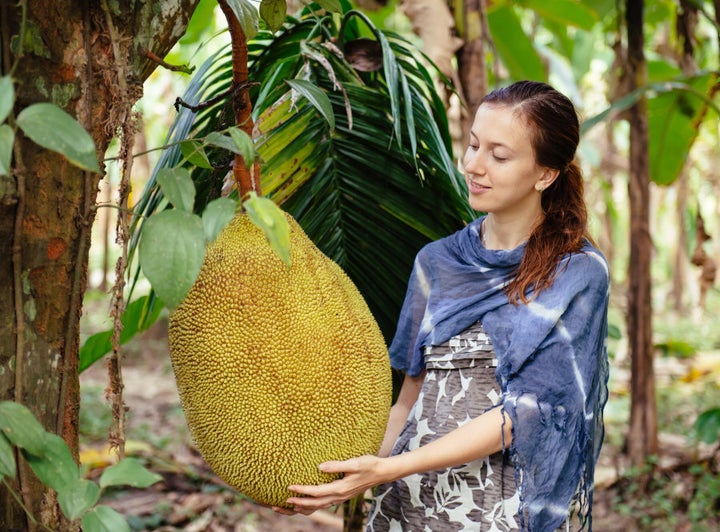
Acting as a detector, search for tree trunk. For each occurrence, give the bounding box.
[454,0,487,139]
[0,1,198,529]
[624,0,658,465]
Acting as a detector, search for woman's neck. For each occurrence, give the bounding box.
[482,213,542,250]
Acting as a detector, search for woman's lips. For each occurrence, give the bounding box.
[467,180,489,194]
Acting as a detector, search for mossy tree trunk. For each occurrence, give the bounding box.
[0,1,198,529]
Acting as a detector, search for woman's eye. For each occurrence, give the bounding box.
[493,154,507,162]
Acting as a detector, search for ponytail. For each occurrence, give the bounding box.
[505,161,590,304]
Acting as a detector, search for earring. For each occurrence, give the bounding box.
[536,185,544,192]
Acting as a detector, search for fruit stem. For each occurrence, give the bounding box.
[217,0,262,199]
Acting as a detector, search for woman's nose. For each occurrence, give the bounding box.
[463,151,485,176]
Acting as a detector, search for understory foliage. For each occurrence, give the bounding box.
[610,456,720,531]
[0,401,160,531]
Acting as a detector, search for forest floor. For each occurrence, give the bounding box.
[78,302,720,532]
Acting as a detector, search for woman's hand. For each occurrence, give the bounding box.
[274,455,388,515]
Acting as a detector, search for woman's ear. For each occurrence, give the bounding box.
[535,168,560,192]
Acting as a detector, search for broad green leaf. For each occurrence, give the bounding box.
[205,128,256,168]
[0,76,14,123]
[487,5,546,82]
[259,0,286,33]
[205,131,239,153]
[156,167,195,212]
[23,433,79,492]
[521,0,598,31]
[202,197,237,243]
[139,210,206,309]
[0,124,13,176]
[582,78,720,134]
[179,0,218,45]
[243,192,291,265]
[99,457,163,489]
[313,0,342,12]
[0,401,47,456]
[228,127,256,168]
[0,433,16,477]
[286,79,335,130]
[648,73,715,185]
[694,408,720,444]
[180,139,213,169]
[58,478,100,520]
[82,505,131,532]
[226,0,259,41]
[79,295,164,373]
[16,103,100,172]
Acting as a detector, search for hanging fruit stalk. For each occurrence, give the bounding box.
[217,0,261,198]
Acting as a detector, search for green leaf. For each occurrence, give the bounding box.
[647,73,715,185]
[243,192,291,265]
[0,76,14,124]
[23,433,79,492]
[520,0,598,31]
[0,124,14,176]
[205,131,238,153]
[226,0,259,41]
[156,167,196,212]
[205,128,256,168]
[16,103,100,172]
[228,127,256,168]
[139,210,206,309]
[313,0,342,12]
[0,401,48,456]
[286,79,335,130]
[694,408,720,444]
[487,5,546,82]
[99,457,163,489]
[180,139,213,169]
[179,0,218,45]
[58,478,100,520]
[582,78,720,134]
[0,433,16,477]
[82,505,131,532]
[259,0,286,33]
[79,294,164,373]
[202,197,236,243]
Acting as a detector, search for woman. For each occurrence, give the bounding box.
[279,81,610,531]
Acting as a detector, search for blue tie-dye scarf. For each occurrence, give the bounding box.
[389,215,610,531]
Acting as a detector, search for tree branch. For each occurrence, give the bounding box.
[141,46,195,75]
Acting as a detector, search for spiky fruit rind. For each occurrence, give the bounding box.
[168,213,392,507]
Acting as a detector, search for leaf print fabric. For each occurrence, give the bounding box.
[368,322,522,531]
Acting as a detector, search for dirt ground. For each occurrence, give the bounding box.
[79,317,719,531]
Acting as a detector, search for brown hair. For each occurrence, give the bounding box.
[481,81,590,303]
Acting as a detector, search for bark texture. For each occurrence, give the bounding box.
[624,0,658,465]
[0,1,198,529]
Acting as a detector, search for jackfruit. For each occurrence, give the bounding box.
[167,212,392,508]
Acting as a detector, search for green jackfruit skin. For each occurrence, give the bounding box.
[168,212,392,508]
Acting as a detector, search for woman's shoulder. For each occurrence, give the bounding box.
[557,241,610,289]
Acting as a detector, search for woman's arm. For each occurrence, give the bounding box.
[282,401,513,514]
[377,372,425,457]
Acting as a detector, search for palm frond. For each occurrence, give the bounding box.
[129,3,474,342]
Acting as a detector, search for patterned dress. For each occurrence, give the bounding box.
[366,322,576,531]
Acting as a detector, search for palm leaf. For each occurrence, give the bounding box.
[129,2,473,343]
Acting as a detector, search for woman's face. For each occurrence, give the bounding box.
[462,103,555,218]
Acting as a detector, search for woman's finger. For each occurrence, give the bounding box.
[271,506,298,516]
[289,480,344,497]
[286,495,340,511]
